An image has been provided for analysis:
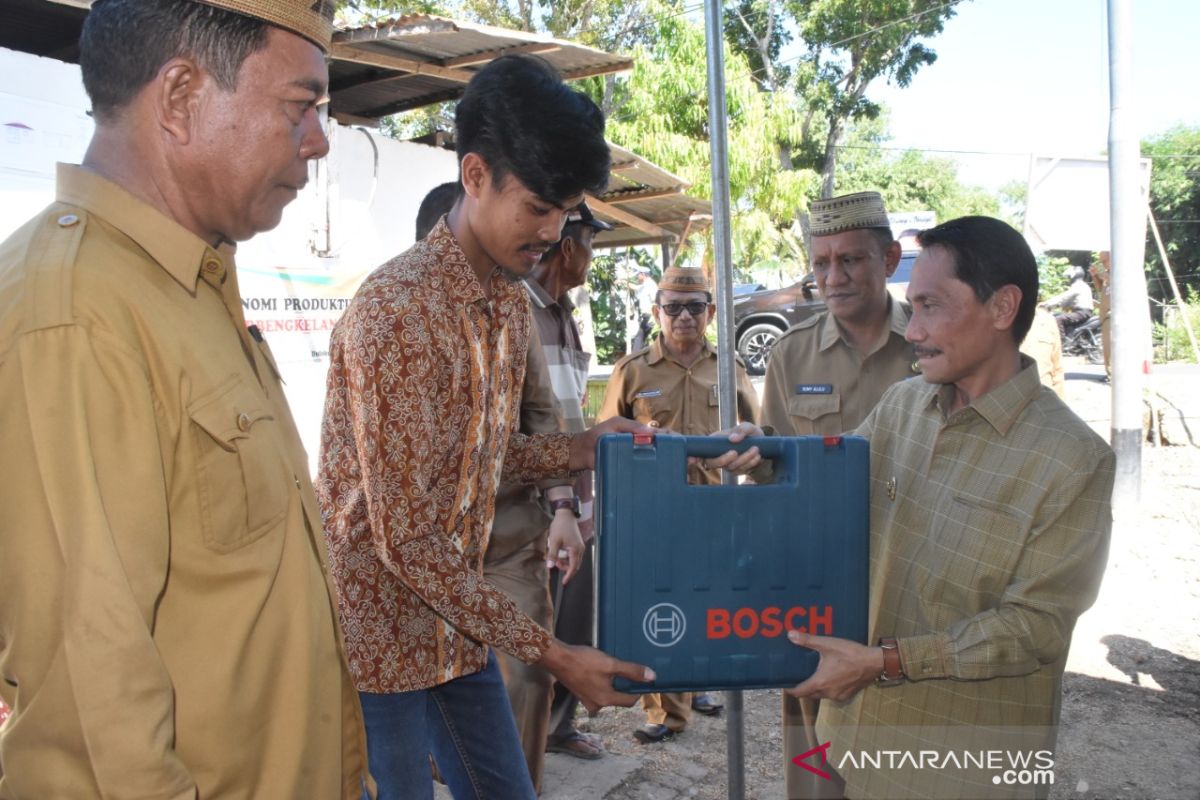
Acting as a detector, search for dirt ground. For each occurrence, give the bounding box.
[544,362,1200,800]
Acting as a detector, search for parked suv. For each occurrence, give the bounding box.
[733,251,917,375]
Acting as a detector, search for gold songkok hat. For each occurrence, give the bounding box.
[658,266,710,294]
[195,0,335,52]
[809,191,891,237]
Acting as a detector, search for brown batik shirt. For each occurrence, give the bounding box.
[317,218,572,693]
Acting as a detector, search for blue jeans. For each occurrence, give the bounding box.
[359,652,537,800]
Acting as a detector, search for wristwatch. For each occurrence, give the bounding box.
[878,636,905,685]
[548,496,581,518]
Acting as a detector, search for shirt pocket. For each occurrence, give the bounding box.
[188,376,289,553]
[925,495,1026,616]
[786,393,841,434]
[631,394,674,428]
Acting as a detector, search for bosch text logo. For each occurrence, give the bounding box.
[707,605,834,639]
[642,603,687,647]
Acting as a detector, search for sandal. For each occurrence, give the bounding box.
[546,731,605,760]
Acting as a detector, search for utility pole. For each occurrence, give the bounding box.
[1107,0,1149,516]
[702,1,745,797]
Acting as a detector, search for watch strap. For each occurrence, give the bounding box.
[878,636,905,684]
[549,496,580,518]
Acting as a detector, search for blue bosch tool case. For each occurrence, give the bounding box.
[595,433,869,693]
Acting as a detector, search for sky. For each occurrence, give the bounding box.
[864,0,1200,191]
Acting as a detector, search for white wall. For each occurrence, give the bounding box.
[0,47,459,471]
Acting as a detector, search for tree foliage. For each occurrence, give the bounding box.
[600,5,817,269]
[763,0,960,196]
[834,114,998,221]
[1143,125,1200,305]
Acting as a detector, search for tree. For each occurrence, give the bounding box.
[780,0,961,197]
[1143,126,1200,306]
[834,112,998,221]
[601,5,817,270]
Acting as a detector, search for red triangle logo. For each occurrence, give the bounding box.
[791,741,832,781]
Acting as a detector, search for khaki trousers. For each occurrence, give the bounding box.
[641,692,692,731]
[483,535,554,792]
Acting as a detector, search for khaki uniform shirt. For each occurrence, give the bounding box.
[0,165,369,799]
[817,358,1114,800]
[1021,307,1066,398]
[598,338,759,485]
[760,298,918,436]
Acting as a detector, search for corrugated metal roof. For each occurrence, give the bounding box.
[0,0,86,63]
[589,142,711,249]
[0,2,708,249]
[329,14,633,119]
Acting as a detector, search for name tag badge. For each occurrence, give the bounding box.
[795,384,833,395]
[635,389,663,399]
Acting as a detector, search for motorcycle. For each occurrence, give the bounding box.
[1061,314,1104,365]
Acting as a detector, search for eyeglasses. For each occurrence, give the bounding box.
[658,301,709,317]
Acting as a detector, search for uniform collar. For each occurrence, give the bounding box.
[927,354,1042,435]
[817,294,909,353]
[646,336,715,366]
[55,163,219,293]
[424,216,491,306]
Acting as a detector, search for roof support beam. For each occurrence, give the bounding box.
[330,45,476,83]
[441,42,561,67]
[585,195,671,239]
[601,187,686,204]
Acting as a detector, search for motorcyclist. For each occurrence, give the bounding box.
[1042,265,1094,336]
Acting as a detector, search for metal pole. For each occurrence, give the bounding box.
[702,1,744,797]
[1107,0,1148,517]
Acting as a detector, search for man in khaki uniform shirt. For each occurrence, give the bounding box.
[786,217,1112,800]
[598,266,760,744]
[0,2,371,797]
[761,191,916,799]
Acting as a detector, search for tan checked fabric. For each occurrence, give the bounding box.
[809,191,890,237]
[760,296,918,436]
[816,358,1114,800]
[317,217,572,693]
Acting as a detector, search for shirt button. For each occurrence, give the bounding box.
[294,475,302,489]
[237,412,252,432]
[204,259,221,273]
[57,214,79,227]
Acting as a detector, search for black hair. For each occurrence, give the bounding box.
[541,220,594,260]
[415,181,461,240]
[455,55,610,206]
[80,0,269,123]
[865,227,895,256]
[916,216,1039,344]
